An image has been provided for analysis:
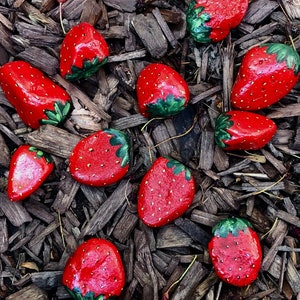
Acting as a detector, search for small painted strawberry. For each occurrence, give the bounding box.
[137,157,195,227]
[136,63,190,118]
[231,43,300,110]
[7,145,54,202]
[0,61,71,129]
[63,238,125,300]
[214,110,276,150]
[186,0,248,43]
[60,22,109,81]
[69,128,130,186]
[208,217,262,287]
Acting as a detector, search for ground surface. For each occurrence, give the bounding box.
[0,0,300,299]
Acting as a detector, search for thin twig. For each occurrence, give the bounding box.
[57,208,66,250]
[162,255,198,299]
[150,114,198,150]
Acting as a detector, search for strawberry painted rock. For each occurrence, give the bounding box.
[137,157,195,227]
[63,238,125,299]
[208,217,262,287]
[7,145,54,201]
[136,63,190,118]
[0,61,71,129]
[186,0,248,43]
[214,110,277,150]
[69,128,130,186]
[60,22,109,81]
[231,43,300,110]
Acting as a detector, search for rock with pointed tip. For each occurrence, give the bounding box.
[231,43,300,110]
[0,61,71,129]
[137,156,195,227]
[7,145,54,201]
[214,110,277,150]
[60,22,109,81]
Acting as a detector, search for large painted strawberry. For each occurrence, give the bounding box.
[136,63,190,118]
[231,43,300,110]
[7,145,54,202]
[60,22,109,81]
[63,238,125,300]
[0,61,71,129]
[137,157,195,227]
[214,110,276,150]
[69,128,130,186]
[186,0,248,43]
[208,217,262,287]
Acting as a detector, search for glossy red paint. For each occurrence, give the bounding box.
[69,128,130,187]
[137,157,195,227]
[208,217,262,287]
[231,43,300,110]
[0,61,71,129]
[214,110,277,150]
[63,238,125,299]
[186,0,248,43]
[136,63,190,118]
[60,22,109,81]
[7,145,54,202]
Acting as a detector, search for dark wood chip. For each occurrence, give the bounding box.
[131,13,168,59]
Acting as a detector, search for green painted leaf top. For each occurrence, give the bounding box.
[186,0,211,43]
[146,95,186,118]
[166,157,192,181]
[104,128,130,168]
[40,101,71,126]
[212,217,253,237]
[28,146,53,164]
[66,57,108,82]
[214,113,234,149]
[263,43,300,75]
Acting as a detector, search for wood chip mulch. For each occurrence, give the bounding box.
[1,0,300,299]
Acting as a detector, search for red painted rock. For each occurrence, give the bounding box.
[69,128,130,186]
[60,22,109,81]
[214,110,277,150]
[186,0,248,43]
[0,61,71,129]
[7,145,54,201]
[208,217,262,287]
[136,63,190,118]
[231,43,300,110]
[137,157,195,227]
[63,238,125,299]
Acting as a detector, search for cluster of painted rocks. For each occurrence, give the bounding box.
[1,0,299,297]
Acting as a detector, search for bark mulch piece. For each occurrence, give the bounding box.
[0,0,300,299]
